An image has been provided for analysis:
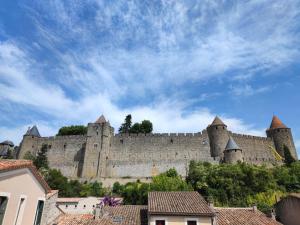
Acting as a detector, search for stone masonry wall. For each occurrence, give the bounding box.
[230,132,277,164]
[106,131,218,177]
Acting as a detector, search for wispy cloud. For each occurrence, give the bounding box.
[0,0,299,144]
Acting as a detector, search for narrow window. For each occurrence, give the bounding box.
[15,197,25,225]
[33,200,44,225]
[156,220,165,225]
[0,196,8,225]
[187,221,197,225]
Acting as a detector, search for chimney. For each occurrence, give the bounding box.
[93,204,103,219]
[252,205,257,212]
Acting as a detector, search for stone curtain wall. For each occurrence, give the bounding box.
[107,131,218,177]
[35,135,86,178]
[230,132,277,164]
[19,128,279,180]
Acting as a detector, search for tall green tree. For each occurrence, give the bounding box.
[119,114,132,133]
[34,144,49,169]
[140,120,153,133]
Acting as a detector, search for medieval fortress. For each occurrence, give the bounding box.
[18,115,298,180]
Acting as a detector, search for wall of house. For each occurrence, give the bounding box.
[41,190,62,225]
[0,168,46,225]
[149,215,212,225]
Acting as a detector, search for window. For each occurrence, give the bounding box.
[156,220,165,225]
[187,221,197,225]
[15,197,25,225]
[33,200,44,225]
[0,197,8,225]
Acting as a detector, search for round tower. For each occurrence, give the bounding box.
[207,116,229,158]
[223,136,243,163]
[266,115,297,159]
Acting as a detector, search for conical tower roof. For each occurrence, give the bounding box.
[95,115,106,124]
[225,137,241,150]
[210,116,226,126]
[269,116,287,129]
[26,125,41,137]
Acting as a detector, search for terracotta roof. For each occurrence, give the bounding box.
[225,137,241,151]
[95,115,106,124]
[148,191,215,216]
[55,205,148,225]
[269,116,287,129]
[55,214,100,225]
[0,160,51,193]
[210,116,226,126]
[215,207,282,225]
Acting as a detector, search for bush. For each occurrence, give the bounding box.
[57,125,87,136]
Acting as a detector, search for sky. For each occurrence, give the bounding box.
[0,0,300,156]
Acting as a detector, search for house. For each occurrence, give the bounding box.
[148,192,215,225]
[53,191,282,225]
[0,160,60,225]
[275,193,300,225]
[56,197,122,214]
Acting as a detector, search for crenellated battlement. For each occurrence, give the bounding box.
[114,132,203,138]
[229,132,272,141]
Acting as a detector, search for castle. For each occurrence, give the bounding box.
[18,115,298,180]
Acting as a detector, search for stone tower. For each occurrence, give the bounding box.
[224,136,243,163]
[18,125,41,158]
[207,116,229,158]
[266,116,297,159]
[81,115,114,179]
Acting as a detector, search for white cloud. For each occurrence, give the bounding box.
[1,1,299,145]
[230,84,271,97]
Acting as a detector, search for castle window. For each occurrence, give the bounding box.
[32,145,34,148]
[96,131,99,135]
[94,143,98,148]
[170,138,173,143]
[48,144,52,149]
[216,127,218,130]
[64,144,67,149]
[120,139,123,144]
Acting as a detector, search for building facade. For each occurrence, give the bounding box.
[17,115,298,180]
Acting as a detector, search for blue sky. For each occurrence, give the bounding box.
[0,0,300,156]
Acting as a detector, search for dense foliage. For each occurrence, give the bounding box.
[57,125,87,136]
[119,114,153,134]
[187,161,300,212]
[112,168,192,204]
[23,143,299,212]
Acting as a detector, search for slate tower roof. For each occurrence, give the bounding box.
[95,115,106,124]
[210,116,226,126]
[225,137,241,150]
[25,125,41,137]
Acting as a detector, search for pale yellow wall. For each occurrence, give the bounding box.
[0,168,46,225]
[149,215,212,225]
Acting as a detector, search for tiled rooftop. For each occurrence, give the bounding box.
[148,191,215,216]
[0,159,51,193]
[55,205,147,225]
[215,207,282,225]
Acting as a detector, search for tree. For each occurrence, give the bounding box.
[283,145,296,165]
[140,120,153,133]
[119,114,132,133]
[23,151,36,161]
[34,144,49,169]
[57,125,87,136]
[130,123,141,133]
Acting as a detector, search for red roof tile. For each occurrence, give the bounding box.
[148,191,215,216]
[55,205,147,225]
[269,116,287,129]
[215,207,282,225]
[0,160,51,193]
